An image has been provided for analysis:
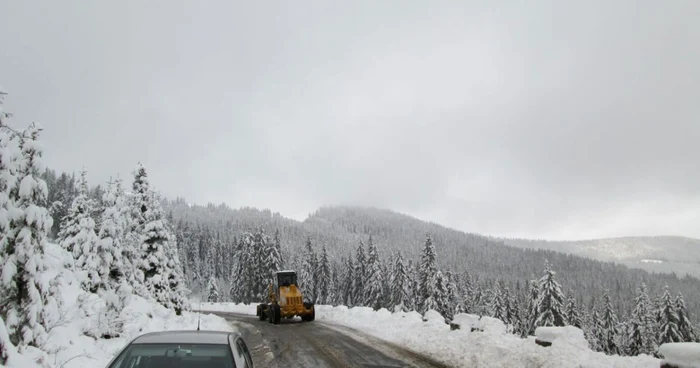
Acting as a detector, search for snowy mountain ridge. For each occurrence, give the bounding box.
[498,236,700,277]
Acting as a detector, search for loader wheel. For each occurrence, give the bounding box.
[302,302,315,322]
[272,304,281,325]
[257,304,267,321]
[267,304,274,324]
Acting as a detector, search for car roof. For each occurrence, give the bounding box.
[132,330,233,345]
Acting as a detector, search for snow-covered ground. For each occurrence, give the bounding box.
[658,342,700,367]
[199,302,661,368]
[3,244,233,368]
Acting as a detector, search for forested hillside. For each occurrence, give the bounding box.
[40,180,700,357]
[154,203,699,310]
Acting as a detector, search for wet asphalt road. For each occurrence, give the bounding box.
[209,311,450,368]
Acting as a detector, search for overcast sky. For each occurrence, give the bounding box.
[1,1,699,240]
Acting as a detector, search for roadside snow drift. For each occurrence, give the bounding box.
[3,244,233,368]
[658,342,700,368]
[201,302,661,368]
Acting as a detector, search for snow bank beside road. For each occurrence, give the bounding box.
[658,342,700,368]
[315,306,660,368]
[197,303,661,368]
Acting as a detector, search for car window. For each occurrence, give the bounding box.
[108,343,235,368]
[236,339,254,368]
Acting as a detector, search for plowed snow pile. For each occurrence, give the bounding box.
[318,306,660,368]
[200,302,661,368]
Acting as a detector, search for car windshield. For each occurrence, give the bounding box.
[108,343,234,368]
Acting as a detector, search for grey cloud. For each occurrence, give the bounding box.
[1,0,699,239]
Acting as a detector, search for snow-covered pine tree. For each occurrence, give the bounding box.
[97,178,129,290]
[207,276,219,302]
[408,259,421,312]
[316,245,331,305]
[58,171,94,251]
[390,252,411,312]
[343,256,355,306]
[445,271,459,319]
[206,242,217,280]
[418,234,439,314]
[675,292,697,342]
[501,283,512,325]
[0,315,15,365]
[473,280,490,317]
[454,273,471,314]
[2,123,58,348]
[163,224,189,314]
[300,237,318,303]
[600,290,620,355]
[363,236,384,310]
[0,91,17,363]
[589,303,604,352]
[0,93,21,352]
[434,271,452,321]
[534,261,566,328]
[627,282,655,356]
[232,232,255,303]
[507,291,523,335]
[252,227,272,300]
[60,170,102,292]
[270,229,283,271]
[618,321,630,356]
[131,165,187,312]
[565,295,582,328]
[327,265,339,306]
[490,281,506,323]
[380,259,393,309]
[658,285,683,344]
[57,183,85,253]
[502,285,519,331]
[524,280,539,337]
[352,241,366,307]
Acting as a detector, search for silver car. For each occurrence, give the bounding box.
[104,330,254,368]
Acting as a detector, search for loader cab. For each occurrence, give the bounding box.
[275,271,298,288]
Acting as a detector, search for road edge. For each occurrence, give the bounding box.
[317,321,452,368]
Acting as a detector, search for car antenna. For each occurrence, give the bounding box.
[197,299,203,331]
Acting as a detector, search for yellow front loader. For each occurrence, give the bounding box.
[256,270,315,324]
